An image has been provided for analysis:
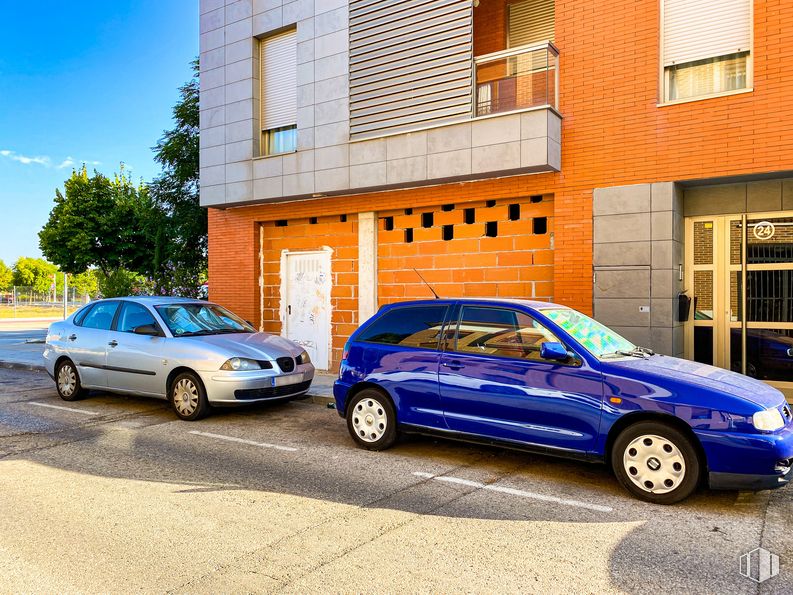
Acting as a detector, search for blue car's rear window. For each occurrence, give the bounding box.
[358,305,448,350]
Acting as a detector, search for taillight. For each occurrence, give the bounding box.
[342,341,350,361]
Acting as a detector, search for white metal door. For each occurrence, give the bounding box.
[282,250,331,370]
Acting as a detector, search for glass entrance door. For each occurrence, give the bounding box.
[686,214,793,399]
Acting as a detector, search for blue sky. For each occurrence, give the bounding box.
[0,1,198,266]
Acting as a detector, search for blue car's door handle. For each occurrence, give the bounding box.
[442,360,463,370]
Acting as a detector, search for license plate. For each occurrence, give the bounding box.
[271,373,303,387]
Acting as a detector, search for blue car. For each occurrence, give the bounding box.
[334,299,793,504]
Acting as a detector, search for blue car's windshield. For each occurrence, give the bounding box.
[155,303,255,337]
[542,308,636,358]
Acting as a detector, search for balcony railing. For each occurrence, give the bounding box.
[474,41,559,117]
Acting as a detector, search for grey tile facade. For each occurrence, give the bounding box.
[198,0,562,208]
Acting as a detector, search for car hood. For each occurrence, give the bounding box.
[184,332,302,360]
[603,354,786,409]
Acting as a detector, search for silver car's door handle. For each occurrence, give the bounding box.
[68,334,77,341]
[108,340,118,348]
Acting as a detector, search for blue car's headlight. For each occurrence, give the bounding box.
[753,408,785,432]
[220,357,261,371]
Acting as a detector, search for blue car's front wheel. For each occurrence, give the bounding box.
[612,421,701,504]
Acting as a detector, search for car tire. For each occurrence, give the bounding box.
[612,421,701,504]
[170,372,211,421]
[346,389,397,451]
[55,359,86,401]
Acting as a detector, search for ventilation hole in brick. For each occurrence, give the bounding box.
[486,200,496,207]
[508,204,520,221]
[533,217,548,235]
[309,217,317,224]
[405,228,414,243]
[275,220,288,227]
[464,208,475,224]
[530,195,543,203]
[405,208,413,215]
[441,204,455,211]
[442,225,454,241]
[384,216,394,231]
[485,221,498,237]
[422,212,434,228]
[340,214,347,222]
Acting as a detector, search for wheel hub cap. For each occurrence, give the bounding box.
[352,398,387,443]
[623,434,686,495]
[58,365,75,396]
[174,379,198,415]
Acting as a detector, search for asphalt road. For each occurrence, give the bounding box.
[0,368,791,593]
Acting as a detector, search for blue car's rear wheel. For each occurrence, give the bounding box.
[612,421,700,504]
[346,389,397,451]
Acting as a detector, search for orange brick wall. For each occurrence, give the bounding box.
[378,196,554,304]
[208,0,793,364]
[259,216,359,367]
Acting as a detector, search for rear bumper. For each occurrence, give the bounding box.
[710,465,793,491]
[333,379,352,417]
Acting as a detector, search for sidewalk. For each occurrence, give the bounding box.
[0,329,335,403]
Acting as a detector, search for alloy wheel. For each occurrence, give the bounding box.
[352,397,388,443]
[622,434,686,495]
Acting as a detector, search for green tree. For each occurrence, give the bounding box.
[12,257,57,293]
[38,167,153,286]
[69,269,99,297]
[146,58,206,296]
[0,259,12,291]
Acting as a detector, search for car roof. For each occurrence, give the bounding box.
[90,296,207,307]
[380,298,569,311]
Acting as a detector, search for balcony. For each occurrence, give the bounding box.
[475,42,559,117]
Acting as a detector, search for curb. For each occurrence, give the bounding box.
[0,360,336,404]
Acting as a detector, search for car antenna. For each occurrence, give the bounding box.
[413,268,440,299]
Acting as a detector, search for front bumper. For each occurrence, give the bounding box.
[200,363,315,405]
[710,465,793,491]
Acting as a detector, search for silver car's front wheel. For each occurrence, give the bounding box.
[55,359,85,401]
[170,372,210,421]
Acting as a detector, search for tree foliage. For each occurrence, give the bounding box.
[12,257,58,293]
[0,259,12,291]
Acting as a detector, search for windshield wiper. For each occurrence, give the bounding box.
[602,348,650,359]
[176,330,216,337]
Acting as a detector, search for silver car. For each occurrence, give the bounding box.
[44,297,315,420]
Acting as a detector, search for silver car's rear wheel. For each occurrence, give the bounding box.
[55,359,85,401]
[170,372,210,421]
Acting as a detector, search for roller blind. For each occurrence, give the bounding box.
[260,29,297,130]
[663,0,751,66]
[508,0,555,47]
[349,0,473,138]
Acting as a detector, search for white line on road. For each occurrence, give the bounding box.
[189,430,298,452]
[413,471,613,513]
[29,402,100,416]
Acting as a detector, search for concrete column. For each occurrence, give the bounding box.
[358,211,378,324]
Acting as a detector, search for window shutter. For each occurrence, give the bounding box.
[348,0,473,139]
[663,0,751,66]
[508,0,555,48]
[260,29,297,130]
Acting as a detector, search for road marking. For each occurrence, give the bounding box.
[29,402,100,416]
[189,430,298,452]
[413,471,613,513]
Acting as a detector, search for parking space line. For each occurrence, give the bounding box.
[188,430,298,452]
[29,402,100,416]
[413,471,613,513]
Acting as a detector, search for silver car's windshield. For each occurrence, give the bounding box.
[542,308,636,358]
[155,303,255,337]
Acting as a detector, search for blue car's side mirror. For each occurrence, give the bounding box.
[540,341,569,361]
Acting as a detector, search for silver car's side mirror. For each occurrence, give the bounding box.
[133,324,162,337]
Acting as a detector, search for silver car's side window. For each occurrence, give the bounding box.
[81,301,120,330]
[117,302,158,333]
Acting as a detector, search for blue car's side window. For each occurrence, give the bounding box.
[358,306,448,350]
[453,306,561,362]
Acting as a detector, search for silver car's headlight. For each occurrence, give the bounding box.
[753,408,785,432]
[220,357,261,371]
[296,350,311,364]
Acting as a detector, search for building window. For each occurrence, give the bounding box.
[259,29,297,156]
[662,0,751,103]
